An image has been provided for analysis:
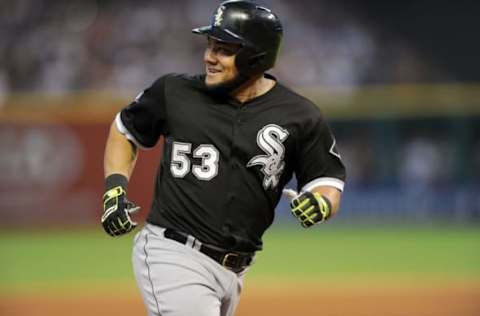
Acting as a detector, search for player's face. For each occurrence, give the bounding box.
[204,38,242,87]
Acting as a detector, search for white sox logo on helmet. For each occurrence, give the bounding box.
[213,5,225,26]
[247,124,289,190]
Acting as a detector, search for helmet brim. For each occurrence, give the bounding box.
[192,25,244,45]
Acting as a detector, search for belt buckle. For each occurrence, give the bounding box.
[221,253,239,268]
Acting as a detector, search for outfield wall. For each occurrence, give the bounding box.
[0,120,163,226]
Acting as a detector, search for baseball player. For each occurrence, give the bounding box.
[101,1,346,315]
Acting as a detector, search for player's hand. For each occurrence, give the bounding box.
[101,186,140,236]
[289,191,332,228]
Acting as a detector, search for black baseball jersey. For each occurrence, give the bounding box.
[117,73,346,252]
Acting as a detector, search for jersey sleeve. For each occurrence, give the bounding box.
[294,109,346,192]
[115,76,168,148]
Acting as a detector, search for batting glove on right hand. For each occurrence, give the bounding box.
[101,186,140,237]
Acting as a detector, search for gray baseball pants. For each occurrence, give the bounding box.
[132,224,245,316]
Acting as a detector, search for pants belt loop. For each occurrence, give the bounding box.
[192,238,202,251]
[185,235,195,248]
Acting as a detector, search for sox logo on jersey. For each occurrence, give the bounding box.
[247,124,289,190]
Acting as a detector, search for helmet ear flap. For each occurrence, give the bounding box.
[248,52,267,67]
[235,47,267,76]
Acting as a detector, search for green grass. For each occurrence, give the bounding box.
[0,229,137,289]
[251,225,480,284]
[0,225,479,291]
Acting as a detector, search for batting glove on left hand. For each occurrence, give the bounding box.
[290,191,332,228]
[101,186,140,237]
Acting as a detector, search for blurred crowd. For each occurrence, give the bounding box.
[0,0,435,96]
[338,121,471,188]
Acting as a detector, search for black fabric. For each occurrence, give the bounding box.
[120,76,168,148]
[118,73,346,252]
[105,173,128,191]
[294,102,346,191]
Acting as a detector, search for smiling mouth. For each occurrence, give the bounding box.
[207,67,222,74]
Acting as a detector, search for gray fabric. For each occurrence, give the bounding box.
[132,224,244,316]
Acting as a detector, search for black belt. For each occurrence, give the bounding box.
[164,228,253,273]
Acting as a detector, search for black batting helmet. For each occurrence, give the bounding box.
[192,0,283,76]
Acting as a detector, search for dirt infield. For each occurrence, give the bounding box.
[1,283,479,316]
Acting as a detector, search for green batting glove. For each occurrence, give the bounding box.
[101,186,140,237]
[290,191,332,228]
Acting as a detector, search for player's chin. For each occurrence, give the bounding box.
[205,73,224,87]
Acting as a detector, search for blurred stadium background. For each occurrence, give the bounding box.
[0,0,479,315]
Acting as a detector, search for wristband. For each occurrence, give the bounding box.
[105,173,128,192]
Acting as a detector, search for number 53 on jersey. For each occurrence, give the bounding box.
[170,142,220,181]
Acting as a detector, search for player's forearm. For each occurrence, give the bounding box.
[311,186,342,217]
[104,122,138,179]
